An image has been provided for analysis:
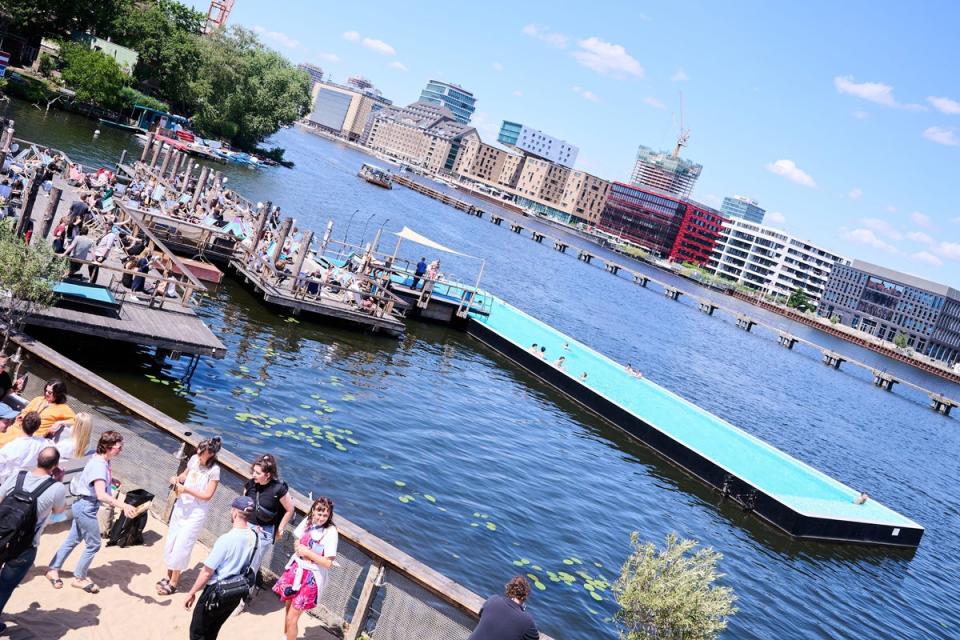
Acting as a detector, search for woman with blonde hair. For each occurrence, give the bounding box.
[53,411,93,461]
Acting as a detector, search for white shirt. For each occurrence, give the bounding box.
[0,436,48,484]
[286,519,338,594]
[179,454,220,511]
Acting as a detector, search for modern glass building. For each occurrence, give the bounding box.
[818,260,960,364]
[310,87,353,132]
[497,121,578,168]
[721,195,766,224]
[419,80,476,124]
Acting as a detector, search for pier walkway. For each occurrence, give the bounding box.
[467,296,924,547]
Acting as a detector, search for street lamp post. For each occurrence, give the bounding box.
[358,213,376,249]
[341,209,360,245]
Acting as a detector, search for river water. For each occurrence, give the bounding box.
[6,100,958,639]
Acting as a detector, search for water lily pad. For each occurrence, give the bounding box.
[398,495,414,503]
[394,480,406,488]
[512,560,526,567]
[437,507,447,512]
[285,317,300,324]
[342,393,357,402]
[380,464,393,470]
[485,522,497,531]
[345,437,359,445]
[469,522,479,527]
[583,583,595,592]
[562,559,574,565]
[160,380,169,386]
[335,443,347,451]
[283,417,297,424]
[423,494,436,503]
[533,581,546,591]
[310,394,321,399]
[300,404,311,409]
[472,512,481,518]
[259,431,273,437]
[323,406,336,413]
[255,381,266,387]
[590,591,603,602]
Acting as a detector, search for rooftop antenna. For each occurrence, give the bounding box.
[672,91,690,158]
[205,0,235,34]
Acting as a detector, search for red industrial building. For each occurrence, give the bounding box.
[598,182,726,265]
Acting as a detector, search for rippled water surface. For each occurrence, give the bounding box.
[8,100,959,639]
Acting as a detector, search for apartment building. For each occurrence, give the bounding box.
[363,101,474,173]
[498,121,578,168]
[705,218,848,305]
[307,81,391,141]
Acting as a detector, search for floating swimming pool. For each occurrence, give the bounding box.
[468,296,923,547]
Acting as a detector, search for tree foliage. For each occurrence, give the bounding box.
[786,289,813,313]
[893,332,908,349]
[189,27,311,149]
[614,532,736,640]
[58,42,126,110]
[0,0,124,43]
[109,0,205,112]
[118,86,168,113]
[0,222,67,355]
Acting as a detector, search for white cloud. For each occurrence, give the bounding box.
[910,211,932,228]
[573,37,644,78]
[342,30,360,42]
[572,86,600,103]
[928,96,960,114]
[387,61,408,72]
[934,241,960,260]
[316,52,340,63]
[767,211,787,225]
[469,111,501,141]
[765,159,816,188]
[912,251,943,266]
[834,76,897,106]
[492,62,504,72]
[923,126,960,146]
[861,218,903,240]
[852,110,869,120]
[643,97,666,109]
[841,228,899,253]
[362,38,395,56]
[512,90,524,97]
[671,68,688,82]
[907,230,933,244]
[886,205,898,213]
[848,187,863,200]
[700,193,722,207]
[253,25,300,49]
[953,216,960,224]
[521,24,568,48]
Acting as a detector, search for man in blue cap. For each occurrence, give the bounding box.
[184,495,258,640]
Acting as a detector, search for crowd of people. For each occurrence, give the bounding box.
[0,374,343,640]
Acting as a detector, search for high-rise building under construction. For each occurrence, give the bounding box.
[629,145,702,198]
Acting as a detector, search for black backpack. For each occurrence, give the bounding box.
[0,471,55,563]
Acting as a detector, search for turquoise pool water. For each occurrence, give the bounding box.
[474,297,921,529]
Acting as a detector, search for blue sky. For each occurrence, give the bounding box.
[185,1,960,284]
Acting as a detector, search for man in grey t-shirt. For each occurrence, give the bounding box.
[64,227,95,279]
[0,447,66,629]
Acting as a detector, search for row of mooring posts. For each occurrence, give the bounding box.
[137,132,225,202]
[395,179,958,416]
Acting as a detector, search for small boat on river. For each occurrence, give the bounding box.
[358,163,393,189]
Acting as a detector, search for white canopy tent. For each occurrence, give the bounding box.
[390,225,486,294]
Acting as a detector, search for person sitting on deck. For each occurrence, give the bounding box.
[131,253,164,294]
[0,412,47,483]
[0,357,26,428]
[360,296,378,315]
[50,411,94,462]
[0,380,75,447]
[67,163,84,185]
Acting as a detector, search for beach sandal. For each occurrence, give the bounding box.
[157,582,177,596]
[72,579,100,594]
[46,575,63,590]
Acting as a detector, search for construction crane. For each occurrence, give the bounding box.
[672,92,690,158]
[205,0,235,34]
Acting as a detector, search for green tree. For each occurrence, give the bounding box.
[786,289,813,312]
[58,42,126,110]
[0,0,125,43]
[893,332,908,349]
[189,27,311,150]
[109,0,205,112]
[118,86,169,113]
[614,532,736,640]
[0,223,67,355]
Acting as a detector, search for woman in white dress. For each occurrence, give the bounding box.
[156,436,221,595]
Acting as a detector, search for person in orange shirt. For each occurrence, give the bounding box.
[0,379,75,447]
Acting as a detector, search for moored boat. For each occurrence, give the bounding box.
[358,163,393,189]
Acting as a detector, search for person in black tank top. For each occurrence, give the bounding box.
[242,454,295,588]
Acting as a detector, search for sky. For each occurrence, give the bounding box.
[184,0,960,285]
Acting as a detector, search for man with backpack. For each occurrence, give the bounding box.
[0,447,65,630]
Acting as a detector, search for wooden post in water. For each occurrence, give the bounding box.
[149,140,162,168]
[251,200,271,251]
[0,122,14,170]
[212,170,222,192]
[290,230,313,292]
[271,217,293,265]
[16,176,42,239]
[180,160,194,193]
[191,165,210,210]
[39,186,62,238]
[158,149,172,178]
[168,151,182,182]
[319,220,333,253]
[140,132,155,162]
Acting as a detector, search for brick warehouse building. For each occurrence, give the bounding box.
[598,182,725,264]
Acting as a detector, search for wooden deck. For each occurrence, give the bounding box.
[19,173,226,358]
[230,258,406,336]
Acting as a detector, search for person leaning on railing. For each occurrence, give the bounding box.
[468,576,540,640]
[242,454,295,598]
[0,379,75,447]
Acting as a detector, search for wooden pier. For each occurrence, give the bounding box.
[10,145,225,359]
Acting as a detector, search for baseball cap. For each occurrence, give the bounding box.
[231,496,255,515]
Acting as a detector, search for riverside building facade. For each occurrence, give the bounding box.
[419,80,476,124]
[307,80,392,141]
[598,182,724,265]
[818,261,960,363]
[497,121,578,168]
[721,195,766,224]
[630,145,703,198]
[705,218,848,305]
[362,101,474,173]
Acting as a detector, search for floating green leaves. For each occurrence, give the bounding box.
[284,317,300,324]
[341,393,357,402]
[393,480,406,488]
[423,494,436,503]
[398,494,414,504]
